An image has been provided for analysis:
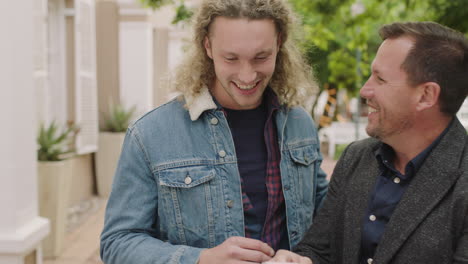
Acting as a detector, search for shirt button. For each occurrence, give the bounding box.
[210,117,219,125]
[393,177,401,184]
[367,258,373,264]
[184,176,192,185]
[226,200,234,208]
[369,214,377,221]
[219,150,226,157]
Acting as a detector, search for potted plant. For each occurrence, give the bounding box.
[95,103,136,197]
[37,121,79,257]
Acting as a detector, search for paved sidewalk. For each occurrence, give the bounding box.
[44,198,105,264]
[321,154,337,180]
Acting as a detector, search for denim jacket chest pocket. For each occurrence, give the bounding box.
[288,145,318,206]
[157,164,219,248]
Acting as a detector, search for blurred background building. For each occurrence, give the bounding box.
[1,0,467,263]
[1,0,198,263]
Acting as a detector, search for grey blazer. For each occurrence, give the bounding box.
[295,118,468,264]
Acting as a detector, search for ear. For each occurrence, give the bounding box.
[415,82,440,111]
[204,36,213,59]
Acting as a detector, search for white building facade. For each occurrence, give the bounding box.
[0,1,50,263]
[0,0,192,262]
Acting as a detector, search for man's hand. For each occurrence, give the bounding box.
[266,249,313,264]
[198,236,275,264]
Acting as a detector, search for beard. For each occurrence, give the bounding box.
[366,110,413,141]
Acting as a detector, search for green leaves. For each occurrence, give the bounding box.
[37,121,80,161]
[103,104,136,133]
[139,0,173,10]
[289,0,466,97]
[139,0,193,24]
[172,2,193,24]
[430,0,468,32]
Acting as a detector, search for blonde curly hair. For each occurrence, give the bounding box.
[173,0,317,107]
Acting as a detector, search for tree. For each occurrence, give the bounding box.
[288,0,467,123]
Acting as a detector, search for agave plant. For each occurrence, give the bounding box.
[37,121,80,161]
[103,103,136,133]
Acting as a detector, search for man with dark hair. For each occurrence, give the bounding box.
[100,0,328,263]
[271,21,468,264]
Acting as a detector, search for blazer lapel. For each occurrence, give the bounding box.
[373,120,466,263]
[342,147,381,263]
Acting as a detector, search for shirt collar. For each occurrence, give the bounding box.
[375,118,454,179]
[185,83,281,120]
[185,85,217,121]
[215,87,280,116]
[264,87,280,116]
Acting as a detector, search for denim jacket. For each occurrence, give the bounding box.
[100,87,329,264]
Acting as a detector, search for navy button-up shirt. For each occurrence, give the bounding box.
[359,120,453,264]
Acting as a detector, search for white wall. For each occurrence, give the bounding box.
[0,0,50,263]
[117,1,193,112]
[35,0,68,127]
[457,99,468,129]
[46,0,68,126]
[167,29,188,72]
[118,2,154,117]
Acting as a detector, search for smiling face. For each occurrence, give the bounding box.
[204,17,280,110]
[360,37,421,142]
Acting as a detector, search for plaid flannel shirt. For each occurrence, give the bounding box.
[236,90,285,250]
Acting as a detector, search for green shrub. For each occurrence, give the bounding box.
[103,104,136,133]
[37,121,79,161]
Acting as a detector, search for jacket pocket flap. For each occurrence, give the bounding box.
[159,166,215,188]
[289,145,318,165]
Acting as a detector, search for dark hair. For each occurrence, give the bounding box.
[379,21,468,115]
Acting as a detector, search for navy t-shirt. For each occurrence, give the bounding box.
[224,102,268,238]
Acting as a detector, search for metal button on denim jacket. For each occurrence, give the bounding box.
[100,98,329,264]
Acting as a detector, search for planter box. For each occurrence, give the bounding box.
[38,159,72,257]
[95,132,125,197]
[68,154,95,207]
